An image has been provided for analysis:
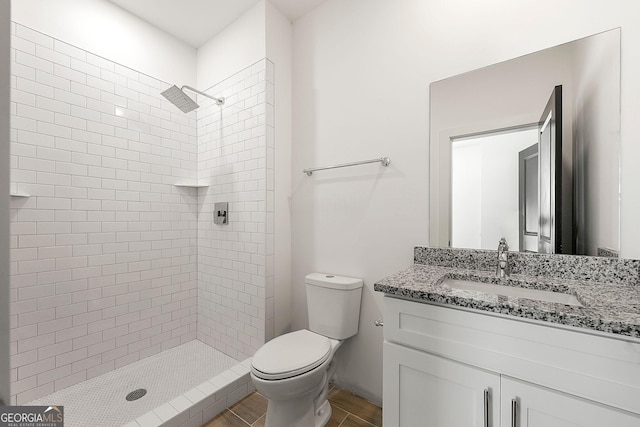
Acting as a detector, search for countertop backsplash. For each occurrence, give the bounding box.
[414,247,640,286]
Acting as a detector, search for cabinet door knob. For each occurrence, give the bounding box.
[484,389,490,427]
[511,398,518,427]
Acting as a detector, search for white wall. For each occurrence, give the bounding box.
[197,1,266,91]
[292,0,640,404]
[266,1,293,337]
[11,0,196,86]
[1,0,11,405]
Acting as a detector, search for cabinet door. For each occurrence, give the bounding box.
[384,342,500,427]
[501,377,640,427]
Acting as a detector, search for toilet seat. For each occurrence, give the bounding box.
[251,330,332,380]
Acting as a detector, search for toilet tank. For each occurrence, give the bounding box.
[305,273,363,340]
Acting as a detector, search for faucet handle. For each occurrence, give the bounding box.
[496,238,510,277]
[498,237,509,251]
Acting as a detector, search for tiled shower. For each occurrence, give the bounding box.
[8,22,275,422]
[196,62,275,360]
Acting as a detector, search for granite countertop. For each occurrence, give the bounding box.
[374,264,640,338]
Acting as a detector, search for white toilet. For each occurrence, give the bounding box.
[250,273,363,427]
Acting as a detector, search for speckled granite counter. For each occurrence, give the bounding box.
[374,247,640,338]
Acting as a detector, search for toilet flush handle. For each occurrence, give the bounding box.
[374,318,384,327]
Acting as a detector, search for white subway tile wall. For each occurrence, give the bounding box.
[8,24,207,405]
[196,59,275,360]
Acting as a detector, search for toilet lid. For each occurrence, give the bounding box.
[251,330,332,380]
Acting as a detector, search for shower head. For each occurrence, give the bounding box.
[161,85,199,113]
[161,85,224,113]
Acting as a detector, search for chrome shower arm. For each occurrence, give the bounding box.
[181,85,225,105]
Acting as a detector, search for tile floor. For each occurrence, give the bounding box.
[202,384,382,427]
[29,341,239,427]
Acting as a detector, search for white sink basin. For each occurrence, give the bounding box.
[442,278,583,307]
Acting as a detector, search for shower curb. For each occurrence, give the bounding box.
[123,358,253,427]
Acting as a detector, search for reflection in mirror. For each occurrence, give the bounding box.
[452,126,538,250]
[429,29,620,256]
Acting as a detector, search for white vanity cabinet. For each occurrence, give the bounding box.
[382,296,640,427]
[499,377,639,427]
[385,342,500,426]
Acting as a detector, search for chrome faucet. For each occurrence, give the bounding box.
[496,237,510,277]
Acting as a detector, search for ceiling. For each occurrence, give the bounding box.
[107,0,328,48]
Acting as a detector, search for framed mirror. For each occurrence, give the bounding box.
[429,28,620,256]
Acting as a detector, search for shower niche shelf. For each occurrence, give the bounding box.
[174,183,209,188]
[10,193,30,198]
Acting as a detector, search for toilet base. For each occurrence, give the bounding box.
[258,361,338,427]
[314,400,332,426]
[264,395,315,427]
[263,379,331,427]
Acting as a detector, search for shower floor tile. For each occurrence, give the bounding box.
[29,340,239,427]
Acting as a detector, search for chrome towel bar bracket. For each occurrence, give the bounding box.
[303,157,390,176]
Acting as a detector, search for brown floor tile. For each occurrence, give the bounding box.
[202,386,382,427]
[202,409,250,427]
[328,389,382,427]
[229,392,268,424]
[251,414,266,427]
[326,403,349,427]
[340,414,378,427]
